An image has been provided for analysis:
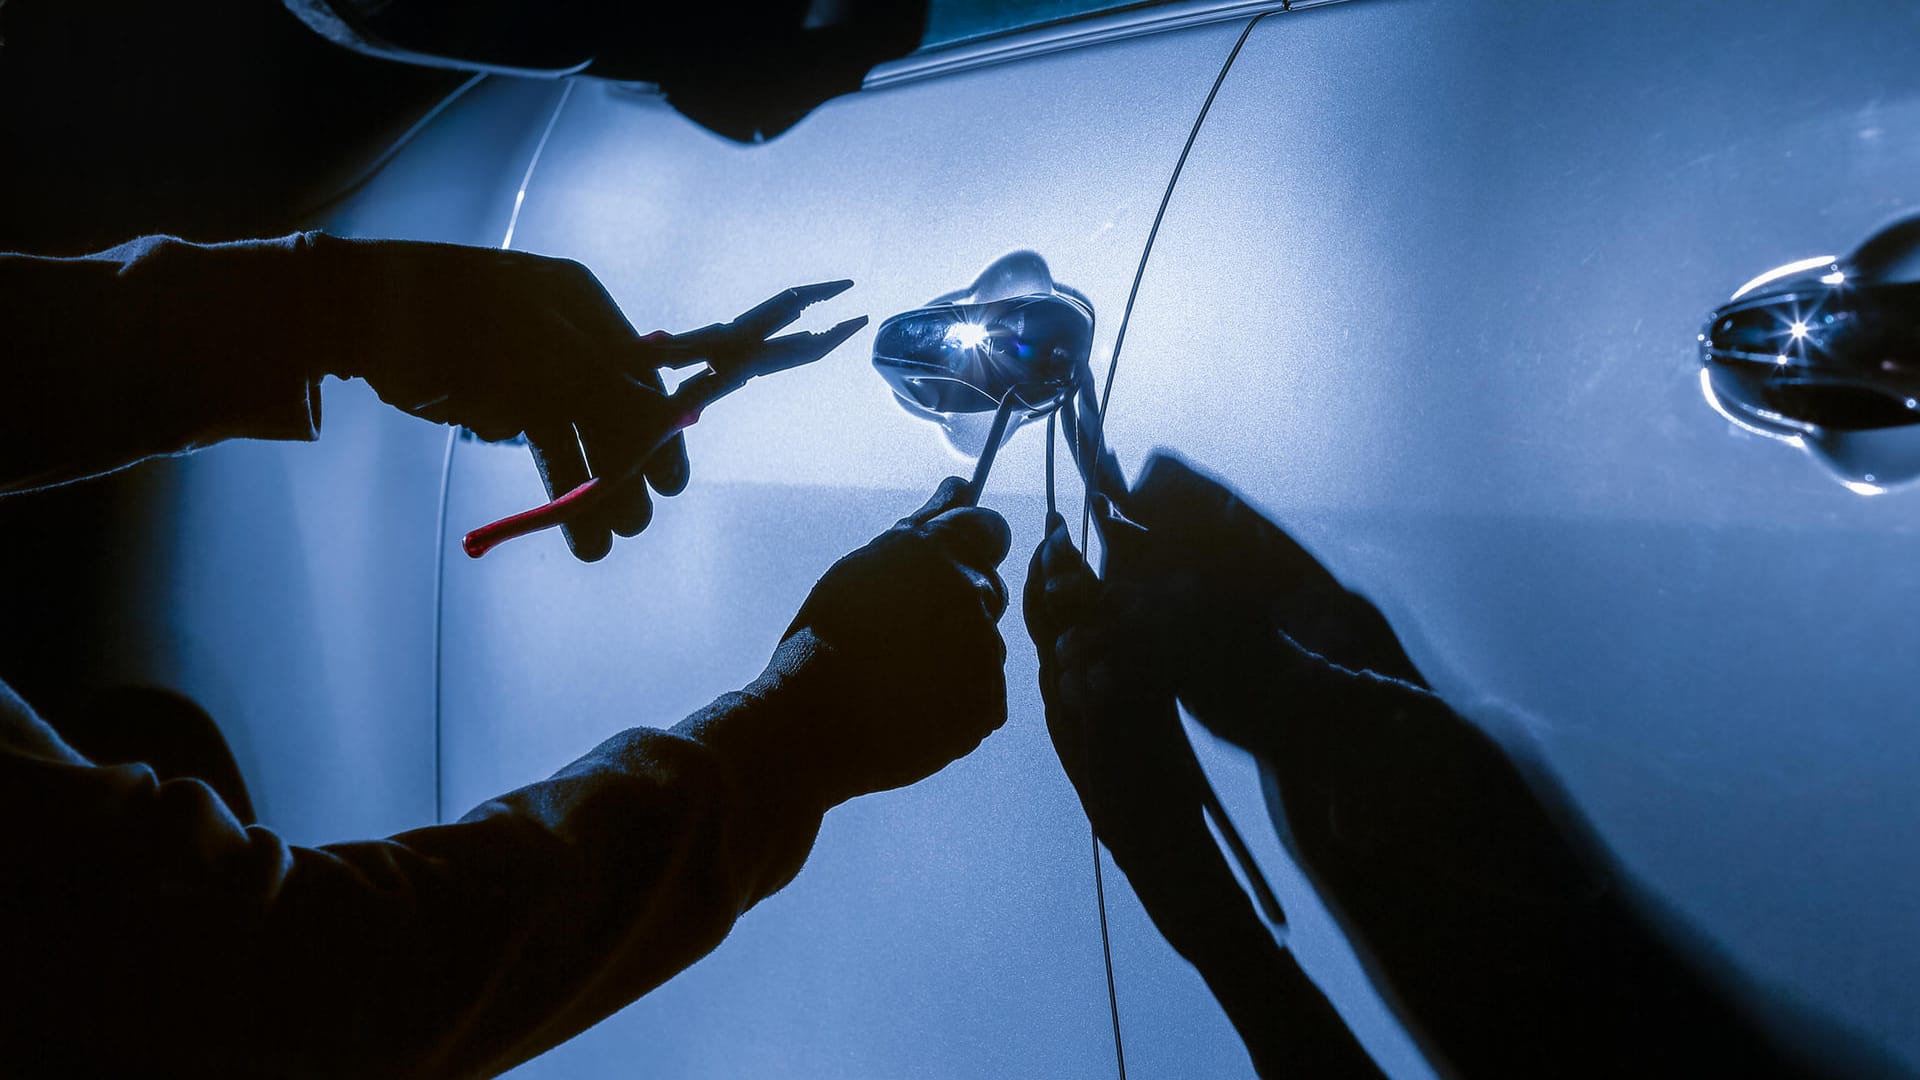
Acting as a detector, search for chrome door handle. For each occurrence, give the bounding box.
[872,252,1092,420]
[871,252,1094,469]
[1701,213,1920,491]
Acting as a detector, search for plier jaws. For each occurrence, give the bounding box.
[733,315,869,382]
[463,279,866,559]
[648,279,861,384]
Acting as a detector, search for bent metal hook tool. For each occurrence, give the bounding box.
[961,380,1068,505]
[463,280,867,558]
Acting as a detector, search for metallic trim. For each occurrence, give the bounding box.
[865,0,1351,88]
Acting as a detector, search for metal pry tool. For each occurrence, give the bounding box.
[463,279,866,558]
[960,380,1062,505]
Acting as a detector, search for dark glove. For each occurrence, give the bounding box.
[306,235,692,561]
[1025,509,1205,876]
[722,477,1014,811]
[1024,509,1383,1079]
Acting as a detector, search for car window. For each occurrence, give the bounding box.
[921,1,1150,48]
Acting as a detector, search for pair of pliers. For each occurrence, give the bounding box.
[463,279,867,558]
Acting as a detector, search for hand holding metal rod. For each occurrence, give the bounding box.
[464,281,867,558]
[955,390,1024,506]
[952,378,1085,509]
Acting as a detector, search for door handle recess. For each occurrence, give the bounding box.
[871,251,1094,461]
[1701,212,1920,492]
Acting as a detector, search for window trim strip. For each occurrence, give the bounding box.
[866,0,1349,89]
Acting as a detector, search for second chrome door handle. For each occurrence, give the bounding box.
[1701,212,1920,491]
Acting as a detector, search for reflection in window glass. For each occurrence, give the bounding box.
[922,1,1152,48]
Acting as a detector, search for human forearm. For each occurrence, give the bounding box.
[3,478,1010,1075]
[1131,849,1381,1080]
[311,715,829,1075]
[1214,939,1383,1080]
[271,644,844,1076]
[0,234,324,494]
[0,663,830,1077]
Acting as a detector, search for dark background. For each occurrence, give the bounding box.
[0,0,458,718]
[0,0,462,254]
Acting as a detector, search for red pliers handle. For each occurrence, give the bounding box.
[463,280,866,559]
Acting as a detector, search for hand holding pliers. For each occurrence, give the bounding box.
[464,280,866,558]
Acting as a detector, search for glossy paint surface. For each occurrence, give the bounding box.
[433,23,1251,1077]
[131,0,1920,1074]
[1108,0,1920,1070]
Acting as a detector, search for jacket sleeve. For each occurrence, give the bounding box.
[0,234,325,495]
[0,655,830,1078]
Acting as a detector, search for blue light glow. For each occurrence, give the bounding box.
[945,322,990,350]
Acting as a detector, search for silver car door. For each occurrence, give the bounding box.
[432,15,1260,1078]
[1104,0,1920,1075]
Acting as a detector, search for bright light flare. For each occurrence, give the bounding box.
[1790,321,1809,340]
[945,322,990,349]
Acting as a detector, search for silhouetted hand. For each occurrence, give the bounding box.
[1025,509,1205,875]
[762,476,1013,809]
[1025,508,1384,1079]
[310,236,692,561]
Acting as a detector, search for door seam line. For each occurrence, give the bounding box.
[435,79,577,824]
[1087,14,1267,1079]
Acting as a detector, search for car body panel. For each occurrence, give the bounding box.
[1104,0,1920,1071]
[431,22,1251,1077]
[106,0,1920,1073]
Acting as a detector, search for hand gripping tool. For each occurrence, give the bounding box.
[463,280,866,558]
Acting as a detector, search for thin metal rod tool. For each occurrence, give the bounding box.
[961,390,1024,505]
[1044,411,1057,520]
